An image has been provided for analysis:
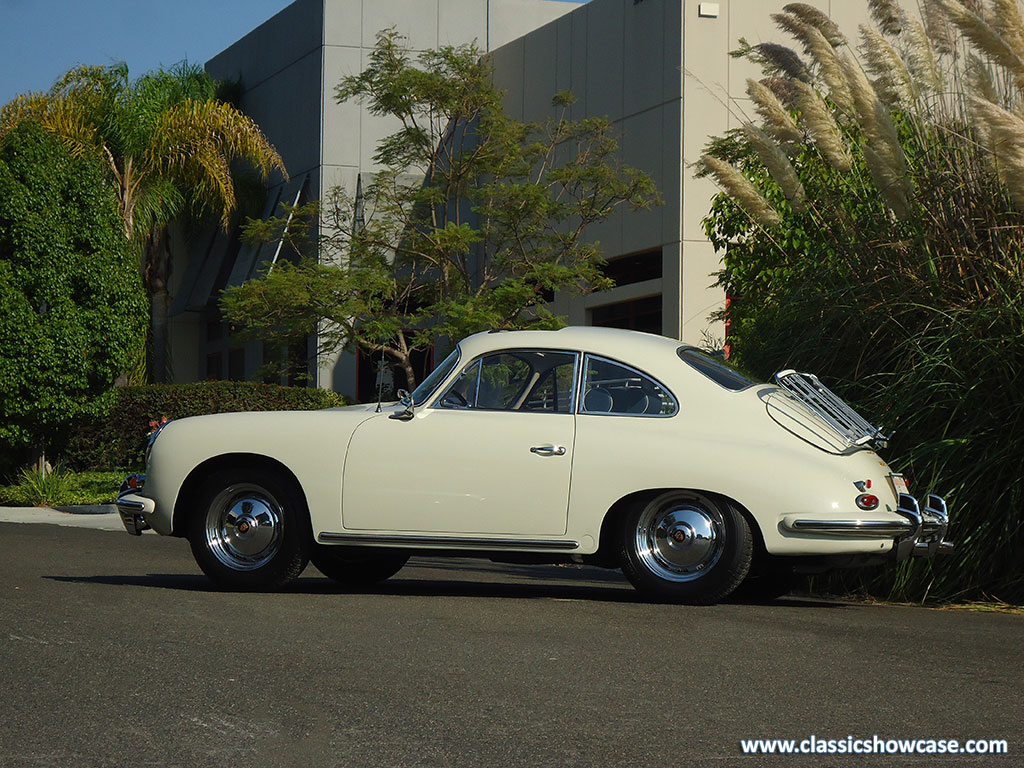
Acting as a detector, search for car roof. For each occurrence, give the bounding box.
[458,326,686,365]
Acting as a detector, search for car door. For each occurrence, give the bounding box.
[341,349,578,536]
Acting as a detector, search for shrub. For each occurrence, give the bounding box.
[699,0,1024,602]
[0,468,130,507]
[0,121,147,463]
[62,381,348,471]
[0,466,80,507]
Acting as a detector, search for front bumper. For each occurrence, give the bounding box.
[781,493,954,561]
[116,474,154,536]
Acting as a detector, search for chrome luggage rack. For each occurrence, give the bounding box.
[773,370,890,449]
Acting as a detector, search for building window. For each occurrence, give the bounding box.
[205,313,223,342]
[590,294,663,335]
[205,352,223,380]
[228,348,246,381]
[601,250,662,287]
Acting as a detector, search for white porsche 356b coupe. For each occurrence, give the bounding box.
[116,327,952,604]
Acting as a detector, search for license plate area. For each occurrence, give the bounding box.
[889,473,909,496]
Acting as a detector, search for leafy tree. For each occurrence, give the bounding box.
[0,121,147,471]
[222,30,659,390]
[699,0,1024,602]
[0,62,287,382]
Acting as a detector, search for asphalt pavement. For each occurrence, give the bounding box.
[0,512,1020,767]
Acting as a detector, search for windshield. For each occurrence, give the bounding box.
[410,347,461,405]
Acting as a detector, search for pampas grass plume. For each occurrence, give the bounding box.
[868,0,903,36]
[753,42,813,83]
[937,0,1024,89]
[783,3,847,47]
[901,11,944,94]
[701,154,783,227]
[743,122,808,213]
[746,78,804,148]
[860,24,916,104]
[793,79,853,172]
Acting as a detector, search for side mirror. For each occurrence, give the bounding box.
[389,389,415,421]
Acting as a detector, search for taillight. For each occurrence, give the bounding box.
[856,494,879,510]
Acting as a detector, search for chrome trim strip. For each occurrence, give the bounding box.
[115,499,146,512]
[318,532,580,550]
[785,519,914,536]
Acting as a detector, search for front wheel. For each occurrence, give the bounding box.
[188,469,310,590]
[619,491,752,604]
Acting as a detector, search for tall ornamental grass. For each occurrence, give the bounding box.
[700,0,1024,603]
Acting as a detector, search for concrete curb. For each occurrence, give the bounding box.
[53,504,117,515]
[0,506,133,532]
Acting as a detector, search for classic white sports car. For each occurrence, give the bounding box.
[116,327,952,603]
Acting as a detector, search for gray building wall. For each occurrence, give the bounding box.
[175,0,869,394]
[490,0,868,347]
[491,0,684,338]
[171,0,576,391]
[680,0,868,346]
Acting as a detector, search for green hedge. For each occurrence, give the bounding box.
[63,381,348,471]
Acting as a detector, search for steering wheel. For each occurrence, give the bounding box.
[442,389,469,408]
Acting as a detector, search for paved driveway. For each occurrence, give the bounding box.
[0,518,1019,767]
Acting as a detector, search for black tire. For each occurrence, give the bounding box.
[311,545,409,587]
[619,490,752,604]
[729,563,796,603]
[188,468,310,590]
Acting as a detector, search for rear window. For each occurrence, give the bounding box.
[678,348,756,391]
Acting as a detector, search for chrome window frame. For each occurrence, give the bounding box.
[411,347,462,406]
[432,349,580,414]
[577,354,679,418]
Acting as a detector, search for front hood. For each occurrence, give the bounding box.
[327,401,396,413]
[162,404,384,435]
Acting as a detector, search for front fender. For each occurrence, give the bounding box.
[144,409,378,537]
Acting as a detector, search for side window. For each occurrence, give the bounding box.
[477,353,533,410]
[438,350,577,412]
[521,357,576,412]
[439,360,481,409]
[580,355,677,416]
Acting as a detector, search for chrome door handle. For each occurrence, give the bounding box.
[530,445,566,456]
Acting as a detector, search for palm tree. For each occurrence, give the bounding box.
[0,62,287,382]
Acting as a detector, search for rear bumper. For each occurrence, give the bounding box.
[893,493,954,561]
[781,493,953,561]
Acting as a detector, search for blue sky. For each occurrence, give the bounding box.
[0,0,587,106]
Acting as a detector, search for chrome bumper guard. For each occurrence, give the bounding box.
[116,474,151,536]
[894,493,954,560]
[784,492,954,561]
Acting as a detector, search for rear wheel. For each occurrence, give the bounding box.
[619,491,752,604]
[311,545,409,587]
[188,469,310,590]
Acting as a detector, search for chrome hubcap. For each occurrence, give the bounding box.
[636,493,726,582]
[205,485,284,571]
